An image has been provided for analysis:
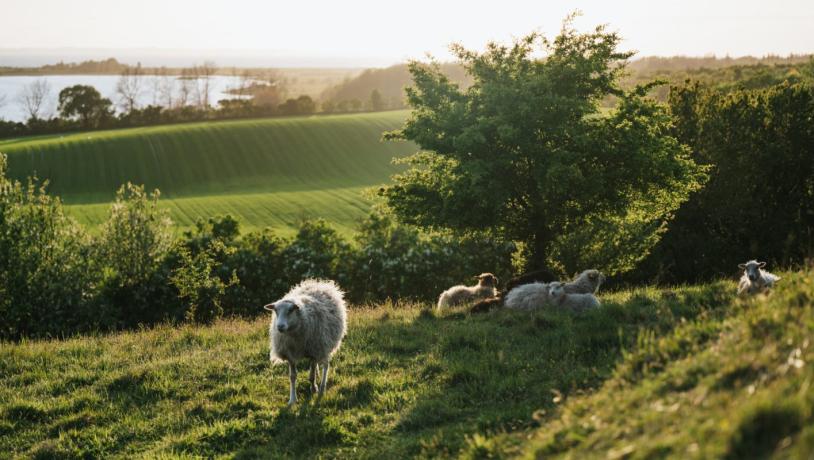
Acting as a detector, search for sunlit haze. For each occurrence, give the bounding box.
[1,0,813,66]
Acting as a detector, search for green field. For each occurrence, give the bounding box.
[2,270,814,458]
[0,111,414,235]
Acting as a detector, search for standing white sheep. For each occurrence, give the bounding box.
[737,260,781,295]
[548,281,601,311]
[504,269,605,310]
[263,279,347,406]
[437,273,498,309]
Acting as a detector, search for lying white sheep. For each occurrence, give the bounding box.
[504,269,605,310]
[737,260,781,296]
[548,281,601,311]
[503,281,552,310]
[264,279,347,406]
[437,273,498,309]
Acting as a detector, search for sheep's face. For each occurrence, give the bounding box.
[475,273,498,287]
[738,260,766,282]
[264,300,301,333]
[548,282,565,299]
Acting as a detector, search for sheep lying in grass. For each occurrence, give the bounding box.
[471,269,557,313]
[548,281,601,311]
[504,282,552,310]
[503,269,605,311]
[437,273,498,309]
[264,279,347,406]
[737,260,781,296]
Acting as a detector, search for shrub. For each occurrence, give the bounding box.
[95,183,175,327]
[282,219,351,283]
[345,211,515,303]
[171,240,238,324]
[0,154,97,338]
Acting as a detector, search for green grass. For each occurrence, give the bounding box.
[3,270,813,458]
[0,111,415,234]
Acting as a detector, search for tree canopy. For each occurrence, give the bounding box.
[380,17,706,275]
[58,85,113,128]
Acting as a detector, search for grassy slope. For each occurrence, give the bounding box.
[2,270,813,458]
[0,111,414,235]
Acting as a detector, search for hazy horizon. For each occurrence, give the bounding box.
[1,0,813,68]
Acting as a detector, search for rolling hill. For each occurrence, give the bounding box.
[2,270,813,457]
[0,111,415,234]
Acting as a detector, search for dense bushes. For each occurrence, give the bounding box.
[0,155,514,338]
[0,156,98,338]
[630,82,814,283]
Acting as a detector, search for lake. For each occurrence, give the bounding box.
[0,74,249,122]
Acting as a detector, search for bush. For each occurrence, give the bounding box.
[282,219,351,283]
[95,183,176,327]
[171,240,238,324]
[0,154,97,339]
[345,211,515,303]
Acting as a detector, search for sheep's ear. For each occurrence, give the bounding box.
[738,264,746,269]
[290,302,300,311]
[758,262,766,268]
[589,273,597,279]
[263,302,276,312]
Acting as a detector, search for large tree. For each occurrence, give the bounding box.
[58,85,113,128]
[380,18,706,275]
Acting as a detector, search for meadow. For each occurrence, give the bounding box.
[2,269,813,458]
[0,111,414,235]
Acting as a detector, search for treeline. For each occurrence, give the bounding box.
[0,58,129,76]
[629,81,814,283]
[321,55,814,110]
[320,63,472,111]
[0,160,514,339]
[0,62,321,139]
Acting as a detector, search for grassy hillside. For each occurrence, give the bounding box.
[0,111,414,234]
[2,270,813,458]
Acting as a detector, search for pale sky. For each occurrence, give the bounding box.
[1,0,812,67]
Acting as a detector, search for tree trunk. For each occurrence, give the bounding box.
[525,227,552,273]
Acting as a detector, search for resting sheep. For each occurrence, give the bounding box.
[264,279,347,406]
[548,281,601,311]
[437,273,498,309]
[503,269,605,311]
[737,260,781,296]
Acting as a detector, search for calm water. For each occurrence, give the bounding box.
[0,74,248,122]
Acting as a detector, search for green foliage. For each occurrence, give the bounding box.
[95,183,176,327]
[57,84,114,128]
[380,18,705,274]
[171,240,238,324]
[0,153,97,339]
[633,81,814,283]
[282,219,351,282]
[345,210,515,302]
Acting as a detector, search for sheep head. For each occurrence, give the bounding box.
[265,300,301,333]
[474,273,498,287]
[738,260,766,282]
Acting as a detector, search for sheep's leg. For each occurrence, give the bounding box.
[287,361,297,406]
[308,361,319,395]
[318,361,330,398]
